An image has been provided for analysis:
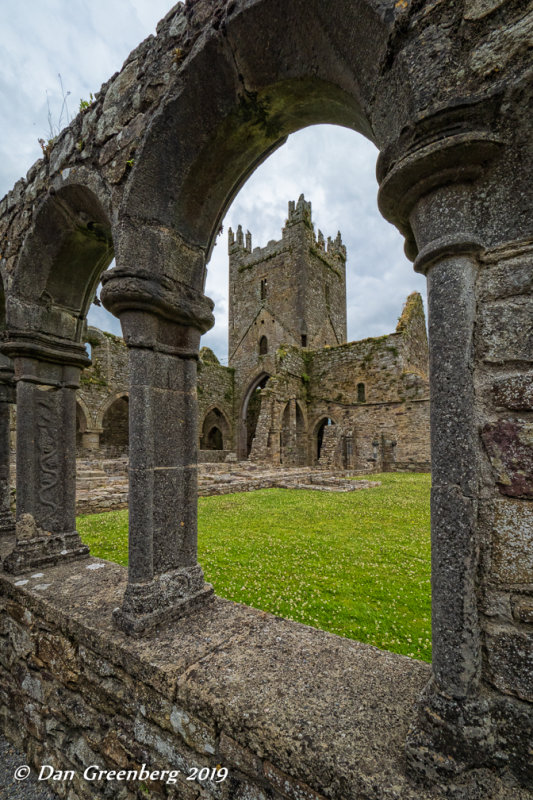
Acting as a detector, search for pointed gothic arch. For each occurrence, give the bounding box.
[239,372,271,458]
[200,405,231,451]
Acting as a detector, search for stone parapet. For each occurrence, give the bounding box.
[0,560,529,800]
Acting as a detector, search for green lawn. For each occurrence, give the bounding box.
[77,473,432,662]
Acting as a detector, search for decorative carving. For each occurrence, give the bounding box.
[100,268,215,334]
[36,390,60,524]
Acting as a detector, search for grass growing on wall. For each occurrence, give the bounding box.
[77,473,432,662]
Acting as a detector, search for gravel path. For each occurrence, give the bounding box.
[0,735,57,800]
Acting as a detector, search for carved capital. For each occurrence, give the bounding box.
[1,332,89,382]
[377,100,504,260]
[100,268,215,334]
[413,233,485,275]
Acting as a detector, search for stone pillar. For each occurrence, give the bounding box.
[376,108,533,787]
[101,268,215,635]
[415,238,484,698]
[81,429,102,452]
[1,339,90,573]
[0,354,15,538]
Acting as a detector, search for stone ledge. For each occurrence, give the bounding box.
[0,559,530,799]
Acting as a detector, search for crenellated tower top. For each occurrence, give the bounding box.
[228,195,348,366]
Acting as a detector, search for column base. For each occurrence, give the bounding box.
[0,510,16,538]
[113,564,214,636]
[2,514,89,574]
[405,678,532,796]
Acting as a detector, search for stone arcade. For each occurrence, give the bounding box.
[0,2,532,798]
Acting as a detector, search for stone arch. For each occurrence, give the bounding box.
[10,180,114,345]
[76,396,92,432]
[239,372,270,458]
[200,405,231,451]
[2,4,531,787]
[98,392,129,456]
[312,415,338,464]
[114,0,388,296]
[95,391,129,430]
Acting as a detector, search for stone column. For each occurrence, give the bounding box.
[414,237,484,698]
[0,354,15,538]
[81,429,102,452]
[1,339,90,573]
[101,268,215,635]
[376,110,518,784]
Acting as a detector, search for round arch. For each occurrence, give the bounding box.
[115,0,390,295]
[75,397,92,434]
[10,178,114,345]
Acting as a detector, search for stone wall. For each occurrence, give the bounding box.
[0,557,528,800]
[67,337,235,456]
[476,241,533,714]
[66,306,430,472]
[78,328,130,455]
[197,350,235,452]
[267,297,431,472]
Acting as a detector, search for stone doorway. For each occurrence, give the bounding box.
[101,395,128,457]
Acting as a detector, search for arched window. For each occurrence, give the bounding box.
[201,407,230,452]
[259,336,268,355]
[357,382,366,402]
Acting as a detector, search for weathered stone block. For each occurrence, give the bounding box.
[169,706,216,755]
[485,626,533,703]
[219,732,263,780]
[479,299,533,363]
[492,375,533,411]
[512,596,533,625]
[479,499,533,584]
[4,615,33,659]
[6,600,33,627]
[481,418,533,498]
[35,633,79,685]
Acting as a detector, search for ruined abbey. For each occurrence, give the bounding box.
[74,195,430,473]
[0,1,532,798]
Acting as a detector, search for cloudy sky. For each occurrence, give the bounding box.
[0,0,427,363]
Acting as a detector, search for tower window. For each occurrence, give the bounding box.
[259,336,268,355]
[301,335,307,347]
[325,284,330,305]
[357,382,366,402]
[260,278,268,300]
